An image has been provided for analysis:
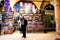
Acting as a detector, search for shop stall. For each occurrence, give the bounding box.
[14,1,44,32]
[1,11,14,34]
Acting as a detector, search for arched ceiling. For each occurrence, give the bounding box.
[10,0,51,11]
[19,0,50,1]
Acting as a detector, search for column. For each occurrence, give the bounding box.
[54,0,60,40]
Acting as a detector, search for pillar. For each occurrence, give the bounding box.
[53,0,60,40]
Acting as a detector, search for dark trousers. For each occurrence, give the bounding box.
[22,29,26,37]
[21,25,26,38]
[21,27,26,38]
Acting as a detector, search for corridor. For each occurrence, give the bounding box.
[0,31,56,40]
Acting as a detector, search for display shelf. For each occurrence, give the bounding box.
[1,11,14,34]
[21,13,45,31]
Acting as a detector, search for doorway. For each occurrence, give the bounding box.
[42,4,56,32]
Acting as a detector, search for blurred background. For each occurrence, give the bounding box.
[0,0,56,34]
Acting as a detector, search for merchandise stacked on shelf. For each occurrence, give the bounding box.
[2,11,14,34]
[22,13,44,31]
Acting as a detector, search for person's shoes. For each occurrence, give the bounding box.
[24,37,26,38]
[0,34,1,35]
[22,36,26,38]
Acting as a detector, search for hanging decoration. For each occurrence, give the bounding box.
[4,0,12,11]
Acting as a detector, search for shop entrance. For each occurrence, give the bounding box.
[13,1,56,33]
[42,4,56,32]
[14,1,38,31]
[13,1,45,32]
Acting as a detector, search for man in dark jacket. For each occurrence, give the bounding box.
[20,16,27,38]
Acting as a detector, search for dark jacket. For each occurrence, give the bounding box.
[20,19,27,31]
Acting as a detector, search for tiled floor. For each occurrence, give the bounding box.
[0,31,56,40]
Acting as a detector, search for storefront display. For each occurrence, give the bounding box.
[2,11,14,34]
[13,1,44,31]
[22,13,44,31]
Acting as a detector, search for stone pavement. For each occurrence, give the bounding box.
[0,31,56,40]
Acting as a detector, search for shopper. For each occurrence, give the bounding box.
[20,16,27,38]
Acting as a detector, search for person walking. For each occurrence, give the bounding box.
[20,16,27,38]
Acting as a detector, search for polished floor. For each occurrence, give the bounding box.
[0,31,56,40]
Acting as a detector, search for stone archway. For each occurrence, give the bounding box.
[44,4,54,10]
[42,3,56,32]
[13,1,39,32]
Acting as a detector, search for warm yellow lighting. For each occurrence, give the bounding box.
[33,2,42,9]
